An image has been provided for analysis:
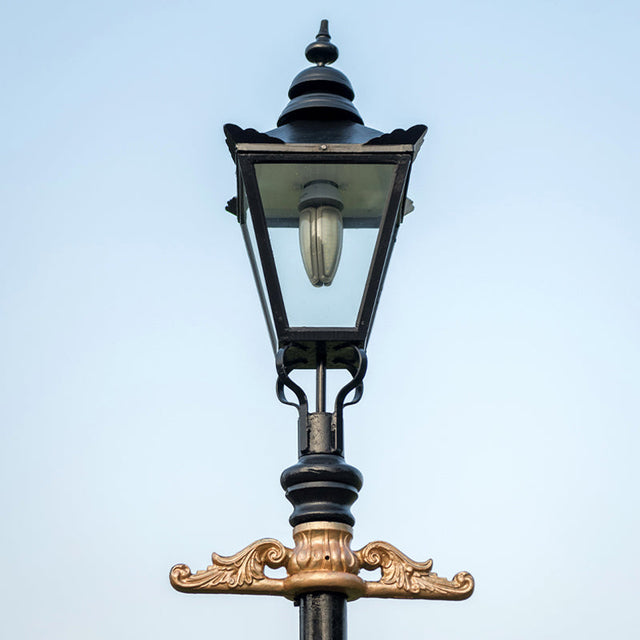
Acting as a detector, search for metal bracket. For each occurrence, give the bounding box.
[276,347,309,445]
[276,345,367,457]
[171,522,473,602]
[332,347,367,441]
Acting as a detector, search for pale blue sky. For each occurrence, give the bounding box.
[1,1,639,639]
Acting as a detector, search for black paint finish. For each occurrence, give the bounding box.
[298,592,347,640]
[278,21,362,126]
[281,453,363,527]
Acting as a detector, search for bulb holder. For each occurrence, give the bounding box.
[298,180,344,211]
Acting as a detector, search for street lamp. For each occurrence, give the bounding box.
[171,20,473,640]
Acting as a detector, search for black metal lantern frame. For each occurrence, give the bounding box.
[237,147,411,353]
[227,128,425,370]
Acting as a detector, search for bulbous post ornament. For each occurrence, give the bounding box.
[171,20,474,639]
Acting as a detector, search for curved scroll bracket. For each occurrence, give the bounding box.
[332,347,367,436]
[276,345,368,457]
[170,538,290,596]
[171,522,474,603]
[276,346,309,428]
[356,540,474,600]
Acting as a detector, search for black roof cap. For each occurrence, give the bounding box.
[277,20,363,126]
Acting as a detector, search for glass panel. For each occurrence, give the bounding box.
[254,163,396,328]
[240,178,277,350]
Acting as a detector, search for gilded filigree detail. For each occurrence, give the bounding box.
[170,539,289,595]
[356,541,474,600]
[171,523,474,601]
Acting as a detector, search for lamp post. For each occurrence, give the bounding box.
[171,20,474,640]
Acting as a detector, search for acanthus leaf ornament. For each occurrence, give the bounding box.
[170,539,290,596]
[356,541,474,600]
[171,522,474,602]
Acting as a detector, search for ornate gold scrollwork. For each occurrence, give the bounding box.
[170,539,290,596]
[170,522,474,602]
[356,541,474,600]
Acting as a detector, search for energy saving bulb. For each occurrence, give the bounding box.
[298,181,344,287]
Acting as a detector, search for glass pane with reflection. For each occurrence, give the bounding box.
[254,163,396,328]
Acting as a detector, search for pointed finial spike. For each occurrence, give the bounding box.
[317,19,330,39]
[305,19,338,66]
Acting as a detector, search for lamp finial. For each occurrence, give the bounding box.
[305,19,338,66]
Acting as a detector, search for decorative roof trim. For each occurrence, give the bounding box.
[224,123,284,159]
[363,125,428,156]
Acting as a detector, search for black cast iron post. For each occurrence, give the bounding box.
[299,592,346,640]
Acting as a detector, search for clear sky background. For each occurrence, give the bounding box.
[1,1,639,638]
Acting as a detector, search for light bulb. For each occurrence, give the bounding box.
[298,181,344,287]
[299,205,343,286]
